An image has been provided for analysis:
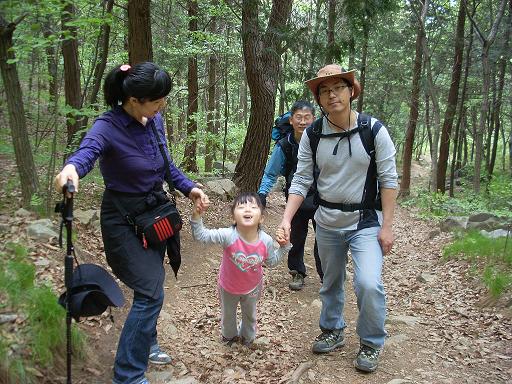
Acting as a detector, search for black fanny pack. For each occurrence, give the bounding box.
[132,200,182,248]
[110,189,183,249]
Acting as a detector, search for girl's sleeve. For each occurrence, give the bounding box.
[262,232,292,268]
[190,217,232,247]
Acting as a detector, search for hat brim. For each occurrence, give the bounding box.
[73,264,124,307]
[305,70,361,100]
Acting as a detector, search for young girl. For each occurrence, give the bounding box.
[190,192,291,345]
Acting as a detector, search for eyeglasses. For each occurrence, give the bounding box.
[318,84,350,97]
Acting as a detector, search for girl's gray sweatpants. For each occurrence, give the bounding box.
[218,282,262,344]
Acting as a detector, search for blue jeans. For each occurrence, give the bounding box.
[112,287,164,384]
[316,225,386,348]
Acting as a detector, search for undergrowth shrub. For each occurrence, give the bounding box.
[0,242,86,383]
[443,231,512,297]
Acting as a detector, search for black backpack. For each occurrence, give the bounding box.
[271,111,293,141]
[306,113,383,211]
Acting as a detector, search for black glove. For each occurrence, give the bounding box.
[258,193,267,208]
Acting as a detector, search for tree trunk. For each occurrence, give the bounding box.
[0,15,39,206]
[465,0,507,192]
[128,0,153,64]
[325,0,337,63]
[42,21,59,110]
[88,0,114,108]
[356,22,369,113]
[205,2,218,173]
[235,0,293,192]
[449,18,474,197]
[181,0,199,173]
[61,1,83,148]
[487,3,511,178]
[436,0,466,193]
[400,0,428,197]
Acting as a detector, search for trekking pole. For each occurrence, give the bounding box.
[57,180,76,384]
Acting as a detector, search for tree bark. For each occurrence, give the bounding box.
[88,0,114,108]
[487,2,511,178]
[205,1,218,173]
[436,0,466,193]
[0,14,39,206]
[449,18,474,197]
[325,0,337,63]
[128,0,153,64]
[235,0,293,192]
[356,21,369,113]
[400,0,428,197]
[464,0,507,192]
[181,0,199,173]
[61,0,83,148]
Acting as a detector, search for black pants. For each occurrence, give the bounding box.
[288,207,323,279]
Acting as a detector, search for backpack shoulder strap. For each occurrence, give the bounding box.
[357,113,382,158]
[306,117,323,163]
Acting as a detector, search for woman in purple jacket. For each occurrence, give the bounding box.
[55,62,209,384]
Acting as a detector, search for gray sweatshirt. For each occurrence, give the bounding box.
[288,113,398,231]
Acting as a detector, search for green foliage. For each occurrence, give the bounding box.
[401,173,512,220]
[0,243,86,382]
[443,231,512,297]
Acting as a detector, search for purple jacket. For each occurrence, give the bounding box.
[66,106,195,195]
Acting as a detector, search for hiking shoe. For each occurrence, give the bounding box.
[354,344,381,372]
[289,270,305,291]
[148,346,172,365]
[311,329,345,353]
[221,335,239,346]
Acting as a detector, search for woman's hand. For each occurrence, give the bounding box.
[54,164,79,194]
[188,187,210,214]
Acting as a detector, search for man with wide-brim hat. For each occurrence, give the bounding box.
[277,64,398,373]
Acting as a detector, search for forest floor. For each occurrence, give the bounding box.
[1,155,512,384]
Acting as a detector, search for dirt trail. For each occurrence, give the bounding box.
[70,192,511,384]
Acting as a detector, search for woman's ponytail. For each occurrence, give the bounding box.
[103,65,130,109]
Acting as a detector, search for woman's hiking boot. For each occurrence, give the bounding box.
[289,270,305,291]
[311,329,344,353]
[148,345,172,365]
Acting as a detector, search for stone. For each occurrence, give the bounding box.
[417,272,435,284]
[440,216,468,232]
[480,229,510,239]
[15,208,32,218]
[26,219,58,241]
[386,315,419,327]
[73,209,99,226]
[386,333,409,347]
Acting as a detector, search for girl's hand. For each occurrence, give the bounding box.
[54,164,79,194]
[189,187,210,214]
[276,227,288,246]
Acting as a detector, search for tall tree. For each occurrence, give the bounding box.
[436,1,466,193]
[181,0,199,173]
[234,0,293,192]
[400,0,428,197]
[0,14,39,206]
[464,0,507,192]
[487,1,511,178]
[128,0,153,64]
[205,0,219,173]
[61,0,83,147]
[325,0,338,63]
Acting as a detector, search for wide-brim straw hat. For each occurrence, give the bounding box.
[305,64,361,100]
